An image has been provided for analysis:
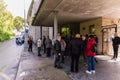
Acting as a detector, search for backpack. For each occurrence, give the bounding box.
[118,37,120,44]
[91,44,97,52]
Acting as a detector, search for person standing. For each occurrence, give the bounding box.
[81,35,87,64]
[28,36,33,52]
[94,35,98,54]
[51,36,56,55]
[45,36,52,57]
[37,38,42,56]
[112,33,120,60]
[60,38,66,63]
[54,35,62,68]
[70,34,82,72]
[43,36,46,54]
[85,35,96,74]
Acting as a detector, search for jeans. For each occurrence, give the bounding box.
[87,56,95,71]
[54,53,61,68]
[38,47,41,56]
[28,45,32,52]
[46,48,51,57]
[113,45,119,58]
[43,44,46,53]
[61,51,65,63]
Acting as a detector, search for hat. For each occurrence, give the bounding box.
[89,34,94,38]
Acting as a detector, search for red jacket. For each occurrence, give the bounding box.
[85,38,96,56]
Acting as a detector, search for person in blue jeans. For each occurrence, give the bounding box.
[54,35,62,68]
[85,35,96,74]
[60,38,66,63]
[87,56,95,73]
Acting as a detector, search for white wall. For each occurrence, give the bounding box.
[28,26,41,43]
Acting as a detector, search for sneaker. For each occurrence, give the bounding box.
[86,70,92,74]
[111,57,115,60]
[92,70,95,73]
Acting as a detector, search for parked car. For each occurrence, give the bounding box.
[16,36,24,45]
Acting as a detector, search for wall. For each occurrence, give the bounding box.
[102,17,120,55]
[27,0,42,25]
[42,27,53,39]
[80,18,102,54]
[80,17,120,54]
[102,17,120,33]
[28,26,41,43]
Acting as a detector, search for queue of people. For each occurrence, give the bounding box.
[27,34,99,74]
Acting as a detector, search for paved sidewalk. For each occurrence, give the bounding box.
[62,55,120,80]
[15,43,120,80]
[15,44,71,80]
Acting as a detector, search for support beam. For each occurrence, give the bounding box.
[54,11,58,39]
[40,26,42,39]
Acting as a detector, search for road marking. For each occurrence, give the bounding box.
[0,72,12,80]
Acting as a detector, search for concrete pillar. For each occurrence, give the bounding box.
[54,11,58,39]
[40,26,42,38]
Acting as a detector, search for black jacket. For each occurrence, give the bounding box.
[81,39,87,51]
[112,37,120,46]
[28,39,33,46]
[70,38,82,54]
[54,40,61,53]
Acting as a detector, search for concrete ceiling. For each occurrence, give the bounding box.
[33,0,120,26]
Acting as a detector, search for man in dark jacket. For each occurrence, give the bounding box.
[70,34,82,72]
[43,36,46,54]
[45,36,52,57]
[54,35,62,68]
[28,36,33,52]
[81,35,87,63]
[112,33,120,60]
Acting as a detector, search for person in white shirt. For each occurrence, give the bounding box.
[37,38,42,56]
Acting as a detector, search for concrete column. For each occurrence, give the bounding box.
[54,11,58,39]
[40,26,42,38]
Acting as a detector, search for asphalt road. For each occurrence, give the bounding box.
[0,38,23,80]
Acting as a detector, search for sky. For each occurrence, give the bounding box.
[4,0,32,18]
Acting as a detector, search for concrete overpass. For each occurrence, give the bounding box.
[27,0,120,54]
[28,0,120,25]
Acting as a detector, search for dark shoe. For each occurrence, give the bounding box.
[61,61,64,64]
[71,69,74,72]
[57,66,63,69]
[75,70,79,73]
[38,54,41,56]
[54,65,57,68]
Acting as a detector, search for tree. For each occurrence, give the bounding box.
[0,0,14,41]
[0,0,6,30]
[13,16,24,31]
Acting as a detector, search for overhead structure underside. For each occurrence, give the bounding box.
[33,0,120,26]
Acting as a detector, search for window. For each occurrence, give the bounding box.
[89,24,95,34]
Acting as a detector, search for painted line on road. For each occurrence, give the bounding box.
[0,72,12,80]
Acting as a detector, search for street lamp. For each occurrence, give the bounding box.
[24,0,26,30]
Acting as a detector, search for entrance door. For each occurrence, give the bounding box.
[102,24,117,55]
[103,28,115,55]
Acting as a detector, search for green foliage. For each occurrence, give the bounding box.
[13,16,24,31]
[0,30,14,41]
[0,0,14,42]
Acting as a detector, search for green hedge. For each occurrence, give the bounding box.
[0,31,14,42]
